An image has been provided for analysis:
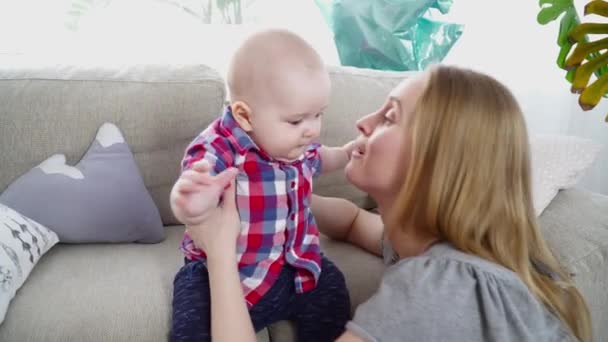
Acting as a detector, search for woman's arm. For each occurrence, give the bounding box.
[312,194,384,257]
[206,252,256,342]
[184,172,257,342]
[336,331,366,342]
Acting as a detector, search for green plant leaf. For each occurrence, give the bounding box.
[557,39,574,68]
[566,67,577,82]
[557,8,578,46]
[538,6,567,24]
[571,50,608,92]
[585,0,608,16]
[539,0,571,6]
[579,68,608,109]
[568,22,608,42]
[537,0,574,24]
[565,36,608,67]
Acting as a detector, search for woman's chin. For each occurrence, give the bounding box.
[345,160,375,196]
[344,161,360,187]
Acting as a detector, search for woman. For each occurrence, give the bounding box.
[185,65,592,341]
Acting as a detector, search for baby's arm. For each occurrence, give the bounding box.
[171,135,236,227]
[312,194,383,257]
[319,140,356,174]
[170,160,236,227]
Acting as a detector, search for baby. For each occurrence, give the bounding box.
[170,29,352,342]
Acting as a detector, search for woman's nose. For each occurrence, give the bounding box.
[356,113,375,136]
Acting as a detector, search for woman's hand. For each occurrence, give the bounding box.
[185,168,240,260]
[185,169,257,342]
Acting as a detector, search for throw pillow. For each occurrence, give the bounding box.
[0,204,59,323]
[0,123,165,243]
[530,134,602,216]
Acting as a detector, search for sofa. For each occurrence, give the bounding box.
[0,61,606,342]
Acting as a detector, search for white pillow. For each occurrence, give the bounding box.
[0,204,59,323]
[530,135,602,216]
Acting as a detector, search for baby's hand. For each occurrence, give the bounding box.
[170,160,239,227]
[319,140,357,174]
[342,140,357,160]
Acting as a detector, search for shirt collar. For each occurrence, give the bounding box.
[218,106,261,155]
[218,106,318,164]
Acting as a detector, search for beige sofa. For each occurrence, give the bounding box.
[0,62,607,342]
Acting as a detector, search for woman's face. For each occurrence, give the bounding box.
[345,74,427,202]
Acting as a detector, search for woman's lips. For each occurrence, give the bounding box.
[351,146,365,159]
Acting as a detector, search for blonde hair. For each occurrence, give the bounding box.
[389,65,592,341]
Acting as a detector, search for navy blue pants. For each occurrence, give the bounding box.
[171,256,350,342]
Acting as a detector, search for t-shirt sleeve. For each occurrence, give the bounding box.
[181,134,232,176]
[346,256,572,342]
[347,257,461,342]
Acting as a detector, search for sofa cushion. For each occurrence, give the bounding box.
[0,123,165,243]
[0,61,226,226]
[0,226,270,342]
[0,226,182,341]
[0,223,384,342]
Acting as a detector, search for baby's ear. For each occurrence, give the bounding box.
[231,101,253,132]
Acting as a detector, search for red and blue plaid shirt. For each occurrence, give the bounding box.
[180,107,322,307]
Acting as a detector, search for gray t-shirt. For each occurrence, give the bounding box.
[346,241,574,342]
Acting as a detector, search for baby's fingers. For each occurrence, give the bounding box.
[175,177,202,194]
[181,169,214,186]
[210,167,239,189]
[192,160,213,173]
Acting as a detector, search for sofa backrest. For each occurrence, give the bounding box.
[1,60,413,225]
[0,61,226,225]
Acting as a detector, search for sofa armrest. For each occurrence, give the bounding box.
[538,188,608,342]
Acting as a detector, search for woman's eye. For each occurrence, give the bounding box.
[383,111,395,124]
[315,112,324,119]
[288,119,303,126]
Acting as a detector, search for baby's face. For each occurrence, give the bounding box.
[248,70,331,161]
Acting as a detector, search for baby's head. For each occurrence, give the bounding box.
[227,29,331,161]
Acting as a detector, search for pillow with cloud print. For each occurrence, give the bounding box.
[0,123,165,243]
[0,204,59,323]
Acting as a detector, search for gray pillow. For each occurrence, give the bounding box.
[0,123,165,243]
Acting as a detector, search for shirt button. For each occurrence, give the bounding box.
[290,181,295,188]
[290,214,295,221]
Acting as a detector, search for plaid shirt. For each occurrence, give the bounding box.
[180,107,322,307]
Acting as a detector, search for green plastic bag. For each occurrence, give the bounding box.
[316,0,463,71]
